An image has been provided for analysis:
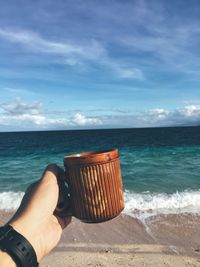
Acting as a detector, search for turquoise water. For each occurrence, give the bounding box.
[1,127,200,214]
[121,145,200,193]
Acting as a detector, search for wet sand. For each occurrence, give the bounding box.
[1,211,200,266]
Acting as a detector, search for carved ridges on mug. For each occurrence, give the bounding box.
[66,158,124,223]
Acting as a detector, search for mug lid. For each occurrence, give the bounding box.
[64,148,119,165]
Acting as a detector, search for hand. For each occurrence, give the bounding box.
[7,164,71,262]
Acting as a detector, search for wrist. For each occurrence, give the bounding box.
[10,218,42,261]
[0,251,17,267]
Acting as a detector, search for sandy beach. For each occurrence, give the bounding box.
[1,211,200,266]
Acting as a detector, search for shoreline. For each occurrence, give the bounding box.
[1,211,200,255]
[1,211,200,266]
[41,246,200,267]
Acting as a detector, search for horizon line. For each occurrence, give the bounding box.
[0,124,199,134]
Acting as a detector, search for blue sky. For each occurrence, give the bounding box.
[0,0,200,131]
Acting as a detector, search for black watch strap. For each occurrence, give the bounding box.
[0,224,39,267]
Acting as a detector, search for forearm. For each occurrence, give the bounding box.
[0,251,17,267]
[0,165,70,267]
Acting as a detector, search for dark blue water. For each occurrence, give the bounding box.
[1,127,200,213]
[0,127,200,192]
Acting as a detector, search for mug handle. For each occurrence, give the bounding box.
[54,170,72,218]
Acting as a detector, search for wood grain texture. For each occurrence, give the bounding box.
[64,152,124,223]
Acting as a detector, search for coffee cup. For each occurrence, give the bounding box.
[63,149,124,223]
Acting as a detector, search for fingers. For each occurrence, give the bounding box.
[45,164,67,207]
[12,164,65,218]
[54,178,72,219]
[20,181,39,207]
[45,164,72,219]
[42,163,65,184]
[10,164,72,228]
[8,181,39,223]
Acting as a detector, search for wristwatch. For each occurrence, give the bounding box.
[0,224,39,267]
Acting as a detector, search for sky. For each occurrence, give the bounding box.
[0,0,200,131]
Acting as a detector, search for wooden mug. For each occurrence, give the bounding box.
[63,149,124,223]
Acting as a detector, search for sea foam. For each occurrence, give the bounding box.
[0,192,24,210]
[124,190,200,218]
[1,190,200,217]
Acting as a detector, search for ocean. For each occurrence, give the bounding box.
[1,127,200,218]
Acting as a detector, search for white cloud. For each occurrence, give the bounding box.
[1,97,41,115]
[2,87,31,95]
[118,9,200,76]
[0,112,69,127]
[71,113,102,126]
[147,108,170,120]
[0,28,143,80]
[0,29,86,56]
[175,105,200,120]
[1,99,200,131]
[0,99,102,130]
[116,67,144,80]
[102,105,200,128]
[184,99,200,105]
[0,29,107,66]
